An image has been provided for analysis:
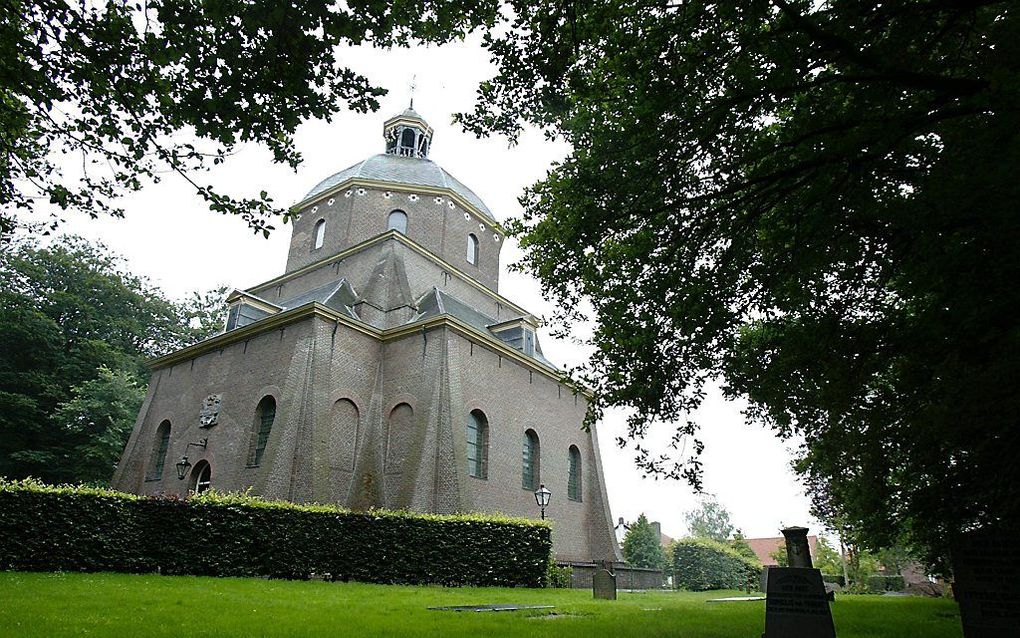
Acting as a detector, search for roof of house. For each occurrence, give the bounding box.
[659,531,674,550]
[745,535,819,566]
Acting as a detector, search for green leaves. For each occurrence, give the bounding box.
[622,513,667,571]
[2,0,499,238]
[0,237,226,484]
[0,479,552,587]
[464,0,1020,568]
[671,538,760,591]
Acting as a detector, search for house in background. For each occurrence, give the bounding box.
[614,517,675,550]
[745,535,819,566]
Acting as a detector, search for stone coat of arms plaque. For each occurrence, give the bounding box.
[199,394,222,428]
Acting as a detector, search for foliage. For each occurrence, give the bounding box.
[671,538,760,591]
[769,544,789,568]
[546,560,574,588]
[683,496,734,542]
[176,285,231,344]
[460,0,1020,569]
[0,237,229,483]
[1,1,498,239]
[867,575,907,593]
[729,531,758,563]
[845,546,882,593]
[48,367,145,485]
[0,479,551,587]
[815,536,845,576]
[0,573,966,638]
[875,545,916,577]
[621,513,667,570]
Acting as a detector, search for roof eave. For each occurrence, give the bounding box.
[290,175,505,236]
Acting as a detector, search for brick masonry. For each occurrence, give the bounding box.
[112,151,621,565]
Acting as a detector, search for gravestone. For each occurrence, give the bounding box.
[593,560,617,600]
[951,527,1020,638]
[763,527,836,638]
[784,526,814,568]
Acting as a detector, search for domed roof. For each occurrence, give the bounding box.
[303,153,494,220]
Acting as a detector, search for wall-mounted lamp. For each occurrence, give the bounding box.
[174,438,208,480]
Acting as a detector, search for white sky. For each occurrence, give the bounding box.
[43,36,820,540]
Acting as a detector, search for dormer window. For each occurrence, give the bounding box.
[488,317,540,357]
[224,291,281,332]
[225,302,270,331]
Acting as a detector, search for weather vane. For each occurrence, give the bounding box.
[409,74,416,109]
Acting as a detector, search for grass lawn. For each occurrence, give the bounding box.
[0,572,961,637]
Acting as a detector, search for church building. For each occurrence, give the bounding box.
[112,107,621,564]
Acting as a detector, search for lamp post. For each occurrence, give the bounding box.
[534,484,551,520]
[174,438,209,481]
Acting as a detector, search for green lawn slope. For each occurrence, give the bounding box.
[0,572,962,637]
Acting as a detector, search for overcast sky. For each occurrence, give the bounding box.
[42,35,821,540]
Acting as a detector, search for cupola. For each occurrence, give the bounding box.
[383,108,433,158]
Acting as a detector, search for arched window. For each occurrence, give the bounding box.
[466,410,489,479]
[466,233,479,265]
[190,460,212,494]
[248,396,276,467]
[313,219,326,250]
[146,420,171,480]
[387,210,408,234]
[522,429,540,490]
[400,128,416,149]
[568,445,582,501]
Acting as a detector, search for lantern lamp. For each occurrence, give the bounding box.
[534,484,552,520]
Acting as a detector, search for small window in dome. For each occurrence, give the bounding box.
[466,233,479,265]
[388,210,408,234]
[313,219,325,250]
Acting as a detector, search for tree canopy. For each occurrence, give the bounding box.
[461,0,1020,567]
[1,0,497,239]
[0,237,223,483]
[621,513,667,570]
[684,496,735,543]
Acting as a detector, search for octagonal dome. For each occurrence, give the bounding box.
[303,153,494,221]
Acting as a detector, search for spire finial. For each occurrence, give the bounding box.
[409,74,416,109]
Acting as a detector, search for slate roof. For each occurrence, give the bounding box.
[276,278,359,320]
[303,154,494,220]
[411,288,558,371]
[236,284,556,370]
[392,107,424,120]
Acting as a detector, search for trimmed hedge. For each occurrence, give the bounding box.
[0,480,551,587]
[867,575,906,592]
[672,538,762,591]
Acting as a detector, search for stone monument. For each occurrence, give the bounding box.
[593,560,618,600]
[762,526,836,638]
[951,527,1020,638]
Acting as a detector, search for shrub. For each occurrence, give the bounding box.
[0,479,551,587]
[546,560,573,588]
[672,538,761,591]
[866,575,906,592]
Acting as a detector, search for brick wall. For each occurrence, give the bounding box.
[286,186,502,291]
